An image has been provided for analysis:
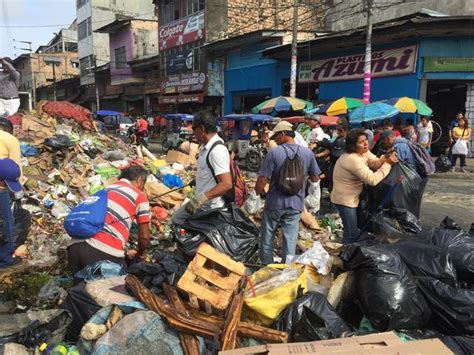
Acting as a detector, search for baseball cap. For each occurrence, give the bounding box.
[379,130,394,141]
[0,158,22,193]
[272,121,293,134]
[305,114,320,122]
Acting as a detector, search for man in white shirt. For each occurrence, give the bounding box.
[171,112,233,226]
[305,114,326,146]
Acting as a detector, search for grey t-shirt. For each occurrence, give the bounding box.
[0,61,20,98]
[259,143,321,212]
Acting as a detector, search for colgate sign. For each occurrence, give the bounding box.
[159,11,205,50]
[299,45,418,83]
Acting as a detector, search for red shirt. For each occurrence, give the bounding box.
[86,180,150,257]
[137,118,148,132]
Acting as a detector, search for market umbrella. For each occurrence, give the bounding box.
[251,96,313,115]
[384,97,433,116]
[317,97,364,116]
[349,102,400,124]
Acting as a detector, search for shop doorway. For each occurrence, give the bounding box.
[426,80,467,155]
[231,90,271,114]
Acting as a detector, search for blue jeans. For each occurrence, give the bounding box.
[335,204,359,244]
[0,189,14,267]
[260,208,301,265]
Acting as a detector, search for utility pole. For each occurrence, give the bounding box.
[94,55,100,111]
[52,63,57,101]
[363,0,373,104]
[289,0,298,98]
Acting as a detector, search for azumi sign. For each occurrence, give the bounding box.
[299,45,418,83]
[159,11,205,50]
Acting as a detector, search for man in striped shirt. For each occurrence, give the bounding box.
[67,166,150,278]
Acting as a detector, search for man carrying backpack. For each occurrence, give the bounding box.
[255,121,321,265]
[171,112,233,227]
[67,165,150,280]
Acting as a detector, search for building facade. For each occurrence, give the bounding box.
[153,0,323,115]
[263,13,474,154]
[76,0,156,109]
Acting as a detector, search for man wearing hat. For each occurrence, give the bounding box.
[0,57,21,116]
[255,121,320,265]
[380,130,416,167]
[0,158,23,268]
[305,114,326,147]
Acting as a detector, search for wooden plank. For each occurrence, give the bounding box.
[196,243,246,276]
[163,284,200,355]
[188,261,239,291]
[221,292,244,351]
[179,281,233,310]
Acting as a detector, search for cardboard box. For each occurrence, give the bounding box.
[219,332,453,355]
[166,150,196,166]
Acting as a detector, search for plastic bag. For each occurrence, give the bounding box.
[372,208,422,238]
[44,134,74,150]
[38,277,68,304]
[51,202,71,219]
[425,226,474,282]
[0,200,31,247]
[435,154,452,173]
[244,265,313,325]
[305,181,321,213]
[162,174,183,188]
[392,240,458,287]
[75,261,127,282]
[416,277,474,335]
[244,190,264,215]
[341,243,430,331]
[371,161,425,218]
[293,241,331,275]
[452,139,468,155]
[181,205,259,263]
[92,311,184,355]
[441,336,474,355]
[273,292,352,342]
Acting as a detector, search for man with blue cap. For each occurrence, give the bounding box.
[0,158,22,268]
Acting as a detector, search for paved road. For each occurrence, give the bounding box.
[420,172,474,231]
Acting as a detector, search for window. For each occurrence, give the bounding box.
[77,0,89,8]
[114,46,127,69]
[159,0,181,25]
[79,55,93,76]
[78,17,92,40]
[184,0,205,16]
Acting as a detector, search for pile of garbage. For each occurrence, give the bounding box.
[1,104,472,354]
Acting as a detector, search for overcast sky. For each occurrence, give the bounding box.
[0,0,76,58]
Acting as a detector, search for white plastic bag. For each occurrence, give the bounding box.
[305,181,321,213]
[293,241,331,275]
[244,190,264,214]
[452,139,468,156]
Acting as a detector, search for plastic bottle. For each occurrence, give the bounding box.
[51,343,68,355]
[39,343,53,355]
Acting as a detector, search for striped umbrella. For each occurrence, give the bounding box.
[317,97,364,116]
[384,97,433,116]
[252,96,313,115]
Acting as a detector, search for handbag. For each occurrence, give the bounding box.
[452,128,468,156]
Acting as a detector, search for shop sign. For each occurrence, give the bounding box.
[159,11,205,51]
[166,49,194,75]
[208,58,225,97]
[159,93,204,104]
[424,57,474,72]
[160,72,207,94]
[299,45,418,83]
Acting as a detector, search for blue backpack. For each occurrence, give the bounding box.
[64,189,108,239]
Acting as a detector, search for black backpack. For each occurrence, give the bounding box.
[277,145,304,196]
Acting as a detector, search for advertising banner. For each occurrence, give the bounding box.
[160,72,207,94]
[299,45,418,83]
[166,49,194,75]
[159,11,205,51]
[208,58,225,96]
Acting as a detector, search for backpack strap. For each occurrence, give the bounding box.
[205,140,236,204]
[205,140,225,184]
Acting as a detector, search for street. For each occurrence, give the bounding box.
[421,170,474,231]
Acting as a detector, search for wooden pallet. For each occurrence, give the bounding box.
[177,243,246,316]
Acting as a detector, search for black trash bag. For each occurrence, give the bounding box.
[441,336,474,355]
[371,162,425,218]
[435,154,452,173]
[0,200,31,247]
[44,134,74,150]
[416,277,474,335]
[440,216,462,230]
[273,292,352,342]
[127,257,186,295]
[181,204,259,263]
[425,226,474,283]
[371,208,421,238]
[175,230,207,258]
[341,243,430,331]
[392,240,458,287]
[63,282,101,342]
[335,298,365,330]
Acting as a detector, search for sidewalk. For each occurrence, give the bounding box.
[431,157,474,180]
